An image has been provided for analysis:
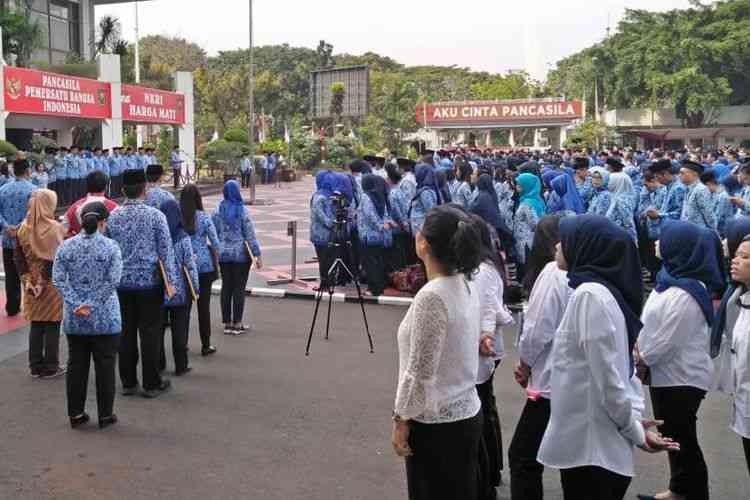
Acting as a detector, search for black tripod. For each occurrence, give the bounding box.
[305,223,374,356]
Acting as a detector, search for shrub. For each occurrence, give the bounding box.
[224,128,249,144]
[0,140,18,157]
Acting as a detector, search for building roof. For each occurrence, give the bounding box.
[624,127,750,140]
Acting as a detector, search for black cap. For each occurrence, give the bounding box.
[363,155,377,163]
[396,158,416,168]
[573,157,590,170]
[146,164,164,177]
[123,169,146,186]
[681,160,704,174]
[374,156,386,166]
[423,149,435,156]
[605,157,624,169]
[650,159,673,173]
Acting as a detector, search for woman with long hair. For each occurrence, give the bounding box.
[392,205,484,500]
[15,189,66,379]
[181,184,220,356]
[513,173,545,281]
[52,201,122,429]
[212,180,263,335]
[454,159,475,209]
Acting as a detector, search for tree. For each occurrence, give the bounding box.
[0,5,43,67]
[194,67,249,139]
[330,82,346,124]
[94,15,128,57]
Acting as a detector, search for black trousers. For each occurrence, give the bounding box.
[29,321,61,374]
[509,397,551,500]
[190,272,216,348]
[3,248,21,316]
[386,233,409,273]
[315,244,336,290]
[406,411,483,500]
[219,261,250,324]
[477,373,503,488]
[650,386,709,499]
[173,169,181,189]
[743,437,750,477]
[160,304,190,373]
[560,466,631,500]
[66,335,118,418]
[117,288,165,391]
[360,245,387,295]
[241,172,252,188]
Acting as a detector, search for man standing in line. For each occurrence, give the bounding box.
[240,153,253,188]
[0,159,38,316]
[170,146,183,190]
[107,169,177,398]
[144,164,177,209]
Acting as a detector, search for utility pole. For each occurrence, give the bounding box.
[248,0,254,159]
[135,0,143,147]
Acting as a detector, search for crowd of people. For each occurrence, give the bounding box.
[0,158,262,429]
[302,145,750,499]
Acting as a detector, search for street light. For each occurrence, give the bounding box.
[591,56,599,122]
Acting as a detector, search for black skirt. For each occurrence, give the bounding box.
[406,410,483,500]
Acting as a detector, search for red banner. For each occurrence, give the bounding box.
[416,100,583,127]
[3,66,111,119]
[122,85,185,125]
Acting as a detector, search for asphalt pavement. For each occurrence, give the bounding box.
[0,297,748,499]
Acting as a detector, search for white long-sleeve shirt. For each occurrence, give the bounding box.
[538,282,646,478]
[395,275,481,424]
[517,261,572,399]
[731,291,750,439]
[475,262,514,384]
[638,287,713,391]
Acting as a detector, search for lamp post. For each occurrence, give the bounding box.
[247,0,255,203]
[592,56,599,122]
[134,0,143,148]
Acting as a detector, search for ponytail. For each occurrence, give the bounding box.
[79,201,110,236]
[82,212,99,235]
[421,205,482,280]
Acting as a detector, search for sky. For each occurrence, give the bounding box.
[95,0,694,80]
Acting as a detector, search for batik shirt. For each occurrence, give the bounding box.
[189,210,221,274]
[513,203,539,264]
[448,180,460,200]
[0,179,37,249]
[659,179,688,222]
[388,187,409,236]
[454,182,475,209]
[52,231,122,336]
[736,185,750,217]
[409,189,437,233]
[166,236,200,307]
[310,194,335,246]
[145,186,177,210]
[212,208,262,263]
[711,190,736,238]
[680,182,717,231]
[107,200,178,291]
[358,195,393,248]
[494,181,515,231]
[606,195,638,243]
[576,178,595,210]
[399,173,417,202]
[638,186,667,240]
[31,172,48,189]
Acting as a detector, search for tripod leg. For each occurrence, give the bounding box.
[324,262,339,341]
[325,289,333,340]
[305,288,325,355]
[350,275,375,354]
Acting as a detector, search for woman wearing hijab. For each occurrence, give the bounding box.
[587,167,612,216]
[385,164,409,272]
[606,172,638,243]
[537,215,678,500]
[510,215,572,500]
[409,165,440,233]
[548,174,585,216]
[513,173,545,281]
[471,173,513,249]
[435,169,453,204]
[541,170,565,211]
[212,180,263,335]
[494,166,515,232]
[454,160,475,209]
[636,222,723,500]
[52,201,122,429]
[310,170,337,288]
[15,189,66,379]
[358,174,393,296]
[181,185,220,356]
[158,200,200,376]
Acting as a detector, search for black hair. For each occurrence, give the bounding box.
[146,168,163,183]
[420,205,482,280]
[13,159,29,177]
[741,164,750,177]
[457,160,473,183]
[0,163,8,177]
[349,160,369,174]
[643,170,656,183]
[86,170,108,194]
[80,201,110,235]
[385,163,402,185]
[522,215,562,294]
[700,171,717,185]
[445,168,456,182]
[469,214,506,281]
[180,184,204,235]
[123,183,145,199]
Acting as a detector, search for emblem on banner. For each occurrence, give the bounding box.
[97,89,107,106]
[5,77,22,100]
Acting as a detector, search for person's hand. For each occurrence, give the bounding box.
[73,304,92,317]
[479,335,496,357]
[730,197,746,207]
[6,225,17,237]
[514,360,531,388]
[254,256,263,270]
[639,420,680,453]
[646,209,659,220]
[391,418,413,457]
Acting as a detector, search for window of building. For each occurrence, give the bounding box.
[6,0,82,64]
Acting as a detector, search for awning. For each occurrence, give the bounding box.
[623,127,750,141]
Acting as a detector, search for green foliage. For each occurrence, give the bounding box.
[31,61,99,79]
[325,135,356,169]
[564,121,614,149]
[1,7,43,67]
[0,140,19,157]
[224,128,249,144]
[124,128,137,148]
[201,139,250,162]
[330,82,346,121]
[259,139,288,155]
[31,135,57,153]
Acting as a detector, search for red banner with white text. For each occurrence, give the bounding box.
[3,66,112,119]
[416,100,584,127]
[121,84,185,125]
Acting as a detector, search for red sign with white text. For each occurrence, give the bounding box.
[3,66,111,119]
[417,100,583,127]
[121,84,185,125]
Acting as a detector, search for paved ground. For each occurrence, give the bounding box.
[0,297,748,499]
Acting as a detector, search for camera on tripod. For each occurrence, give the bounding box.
[330,191,349,241]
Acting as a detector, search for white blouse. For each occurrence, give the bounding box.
[517,261,572,399]
[537,282,646,478]
[395,274,481,424]
[475,262,514,384]
[731,291,750,439]
[638,287,713,391]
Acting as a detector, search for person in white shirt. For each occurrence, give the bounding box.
[537,215,679,500]
[471,215,514,496]
[509,215,572,500]
[391,205,484,500]
[636,221,724,500]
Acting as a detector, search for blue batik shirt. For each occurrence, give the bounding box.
[576,177,595,210]
[52,231,122,336]
[166,236,200,308]
[637,186,667,240]
[145,186,177,210]
[448,180,460,200]
[357,195,393,248]
[513,203,539,264]
[189,210,221,274]
[54,155,67,180]
[388,186,409,236]
[659,179,688,221]
[494,181,515,232]
[107,200,178,291]
[680,182,717,231]
[606,195,638,243]
[454,182,475,209]
[409,189,437,233]
[212,208,262,263]
[0,179,38,249]
[735,185,750,217]
[309,194,335,246]
[399,174,417,202]
[711,189,735,238]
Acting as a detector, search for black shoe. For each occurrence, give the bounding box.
[201,346,217,356]
[142,379,171,399]
[98,414,118,429]
[636,496,657,500]
[175,367,192,377]
[122,384,141,396]
[41,367,66,379]
[223,326,236,335]
[70,413,90,429]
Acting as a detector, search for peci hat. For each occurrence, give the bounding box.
[146,164,164,177]
[396,158,416,168]
[681,160,704,175]
[649,159,674,173]
[573,157,590,170]
[122,169,146,186]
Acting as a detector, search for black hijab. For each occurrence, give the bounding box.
[522,215,562,294]
[470,174,503,235]
[180,184,203,235]
[362,174,389,218]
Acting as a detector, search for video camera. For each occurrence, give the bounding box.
[330,191,349,242]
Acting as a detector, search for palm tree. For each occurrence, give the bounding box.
[0,7,43,66]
